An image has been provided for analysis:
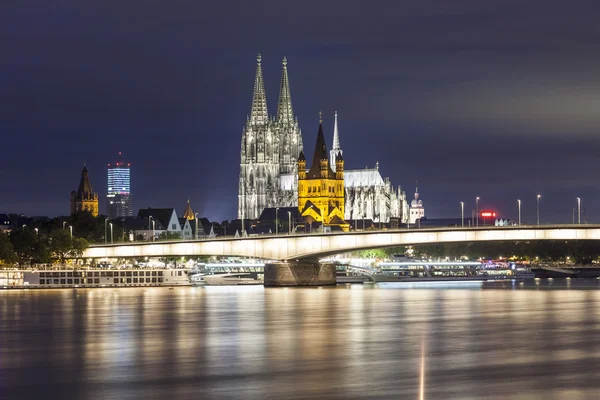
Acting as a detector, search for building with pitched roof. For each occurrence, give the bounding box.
[297,117,349,232]
[182,199,195,220]
[70,165,99,216]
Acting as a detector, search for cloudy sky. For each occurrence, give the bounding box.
[2,0,600,223]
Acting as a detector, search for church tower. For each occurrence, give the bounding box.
[183,199,195,220]
[70,165,99,216]
[329,111,342,172]
[238,55,303,219]
[238,54,278,219]
[409,182,425,223]
[298,115,348,232]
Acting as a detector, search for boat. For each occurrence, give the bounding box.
[0,267,191,289]
[201,272,263,285]
[371,273,488,283]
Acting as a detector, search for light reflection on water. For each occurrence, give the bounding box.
[2,281,600,399]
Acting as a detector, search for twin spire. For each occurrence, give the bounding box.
[250,54,268,125]
[249,54,294,126]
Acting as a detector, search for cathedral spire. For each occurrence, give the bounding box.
[332,111,340,151]
[250,54,268,125]
[277,57,294,124]
[330,111,343,172]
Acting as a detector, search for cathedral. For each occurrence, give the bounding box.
[70,165,99,216]
[238,55,303,219]
[238,55,409,224]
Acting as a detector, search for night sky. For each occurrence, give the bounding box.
[3,1,600,223]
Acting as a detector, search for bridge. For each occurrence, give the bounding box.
[83,225,600,261]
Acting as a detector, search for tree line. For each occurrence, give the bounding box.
[355,240,600,264]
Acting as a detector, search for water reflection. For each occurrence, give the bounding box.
[2,282,600,399]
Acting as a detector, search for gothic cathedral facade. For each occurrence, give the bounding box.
[238,55,303,219]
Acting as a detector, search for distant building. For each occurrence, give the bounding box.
[106,152,132,219]
[409,183,425,224]
[137,208,182,240]
[70,165,99,216]
[297,117,349,232]
[182,199,195,220]
[0,214,10,233]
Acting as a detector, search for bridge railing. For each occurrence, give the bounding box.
[89,223,600,247]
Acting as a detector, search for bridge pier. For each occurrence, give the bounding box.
[264,261,336,287]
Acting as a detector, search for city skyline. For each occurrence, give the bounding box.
[3,1,600,223]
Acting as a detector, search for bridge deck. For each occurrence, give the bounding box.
[83,225,600,261]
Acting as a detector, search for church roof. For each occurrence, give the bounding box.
[300,200,322,216]
[344,168,385,188]
[298,150,306,162]
[307,122,334,179]
[75,165,95,200]
[328,215,348,226]
[182,199,195,220]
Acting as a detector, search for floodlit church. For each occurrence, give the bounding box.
[297,116,349,232]
[238,55,409,224]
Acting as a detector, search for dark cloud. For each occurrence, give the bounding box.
[1,0,600,223]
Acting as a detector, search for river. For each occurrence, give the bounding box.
[2,280,600,399]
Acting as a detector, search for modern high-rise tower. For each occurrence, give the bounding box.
[106,152,132,219]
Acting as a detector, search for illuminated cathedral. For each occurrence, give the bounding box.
[238,55,409,224]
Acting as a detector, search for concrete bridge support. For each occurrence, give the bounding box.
[264,261,336,287]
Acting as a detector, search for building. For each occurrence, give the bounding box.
[330,112,409,223]
[0,214,10,233]
[106,152,132,219]
[238,55,303,219]
[297,117,349,232]
[70,165,99,216]
[137,208,181,239]
[237,56,410,225]
[182,199,195,220]
[409,184,425,224]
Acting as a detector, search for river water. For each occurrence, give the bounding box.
[2,280,600,399]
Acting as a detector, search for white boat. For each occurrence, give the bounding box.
[201,272,263,286]
[0,267,191,289]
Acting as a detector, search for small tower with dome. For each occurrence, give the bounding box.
[409,182,425,224]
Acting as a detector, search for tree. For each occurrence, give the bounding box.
[10,229,48,265]
[0,233,16,266]
[49,230,89,263]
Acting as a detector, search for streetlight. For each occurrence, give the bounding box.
[537,194,541,226]
[275,207,279,235]
[287,211,292,235]
[109,222,113,244]
[460,202,464,227]
[152,220,155,241]
[105,218,109,244]
[62,221,66,230]
[34,228,38,236]
[195,213,199,240]
[577,197,581,225]
[517,199,521,226]
[69,225,73,242]
[476,197,480,227]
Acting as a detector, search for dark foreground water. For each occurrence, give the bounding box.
[3,280,600,399]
